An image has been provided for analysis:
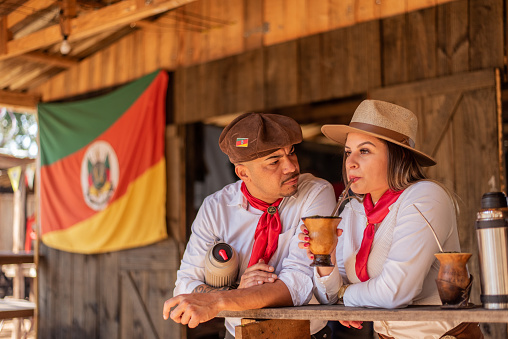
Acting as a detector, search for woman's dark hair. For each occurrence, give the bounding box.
[385,141,427,191]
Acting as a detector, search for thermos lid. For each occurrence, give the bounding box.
[212,243,233,263]
[481,192,508,209]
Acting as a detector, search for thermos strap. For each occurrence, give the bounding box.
[476,219,508,229]
[480,294,508,303]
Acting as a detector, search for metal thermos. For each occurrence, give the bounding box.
[476,192,508,309]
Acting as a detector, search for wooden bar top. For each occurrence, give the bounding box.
[0,299,35,320]
[217,304,508,323]
[0,251,34,265]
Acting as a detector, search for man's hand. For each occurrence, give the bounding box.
[163,293,221,328]
[238,259,277,289]
[164,279,293,328]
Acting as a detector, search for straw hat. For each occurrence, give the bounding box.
[321,100,436,167]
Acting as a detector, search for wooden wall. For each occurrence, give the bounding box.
[175,0,503,123]
[33,0,458,102]
[37,239,181,339]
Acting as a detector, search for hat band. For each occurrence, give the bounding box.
[349,122,415,148]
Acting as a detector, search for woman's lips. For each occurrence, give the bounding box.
[349,177,360,183]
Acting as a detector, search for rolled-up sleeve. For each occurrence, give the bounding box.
[314,265,343,304]
[173,198,217,296]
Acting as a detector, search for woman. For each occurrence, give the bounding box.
[299,100,483,339]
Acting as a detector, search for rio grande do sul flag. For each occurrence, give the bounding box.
[39,70,168,254]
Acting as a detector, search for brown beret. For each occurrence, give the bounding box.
[219,112,303,163]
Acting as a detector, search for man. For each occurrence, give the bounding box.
[163,112,336,338]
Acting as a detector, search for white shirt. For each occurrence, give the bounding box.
[174,173,336,336]
[314,181,463,339]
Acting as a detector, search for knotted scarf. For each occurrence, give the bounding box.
[241,182,283,267]
[355,189,404,281]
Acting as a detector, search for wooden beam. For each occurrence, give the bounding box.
[0,0,28,17]
[218,304,508,323]
[7,0,56,28]
[0,90,40,112]
[0,0,197,61]
[9,64,54,90]
[0,251,35,265]
[0,16,7,54]
[59,0,77,37]
[19,51,79,68]
[0,299,35,320]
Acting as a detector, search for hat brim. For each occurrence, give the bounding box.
[321,124,436,167]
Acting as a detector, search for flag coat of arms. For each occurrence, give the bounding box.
[39,70,168,253]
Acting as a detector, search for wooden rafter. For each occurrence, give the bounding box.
[19,51,78,67]
[0,16,7,54]
[0,0,197,61]
[0,89,40,112]
[0,0,29,17]
[7,0,56,28]
[0,15,9,54]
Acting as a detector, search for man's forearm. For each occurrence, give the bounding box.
[192,284,231,293]
[215,279,293,311]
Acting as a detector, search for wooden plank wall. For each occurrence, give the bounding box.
[174,20,382,123]
[33,0,458,102]
[37,239,181,339]
[173,0,503,124]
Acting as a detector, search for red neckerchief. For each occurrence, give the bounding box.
[241,182,283,267]
[355,189,404,282]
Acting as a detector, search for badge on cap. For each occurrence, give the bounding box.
[236,138,249,147]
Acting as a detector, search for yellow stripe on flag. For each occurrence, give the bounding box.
[41,159,167,253]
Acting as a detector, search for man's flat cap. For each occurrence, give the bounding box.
[219,112,302,163]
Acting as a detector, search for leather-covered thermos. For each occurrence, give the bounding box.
[476,192,508,309]
[204,242,239,288]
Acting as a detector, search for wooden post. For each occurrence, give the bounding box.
[12,166,26,339]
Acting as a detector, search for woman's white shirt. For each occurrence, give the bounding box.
[314,181,463,339]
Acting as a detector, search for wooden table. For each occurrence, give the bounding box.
[218,304,508,337]
[0,299,35,320]
[218,304,508,323]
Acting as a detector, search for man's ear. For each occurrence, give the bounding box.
[235,164,249,182]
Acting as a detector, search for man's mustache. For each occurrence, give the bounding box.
[282,172,300,184]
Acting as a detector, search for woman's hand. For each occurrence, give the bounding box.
[297,224,343,276]
[297,224,314,260]
[237,259,277,289]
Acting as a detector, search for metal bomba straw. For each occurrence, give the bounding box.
[332,180,354,216]
[412,204,444,253]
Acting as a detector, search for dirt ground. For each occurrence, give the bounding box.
[0,319,35,339]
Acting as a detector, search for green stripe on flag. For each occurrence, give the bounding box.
[39,70,161,166]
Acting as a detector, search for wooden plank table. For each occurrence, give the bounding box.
[0,299,35,320]
[0,251,34,265]
[218,304,508,323]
